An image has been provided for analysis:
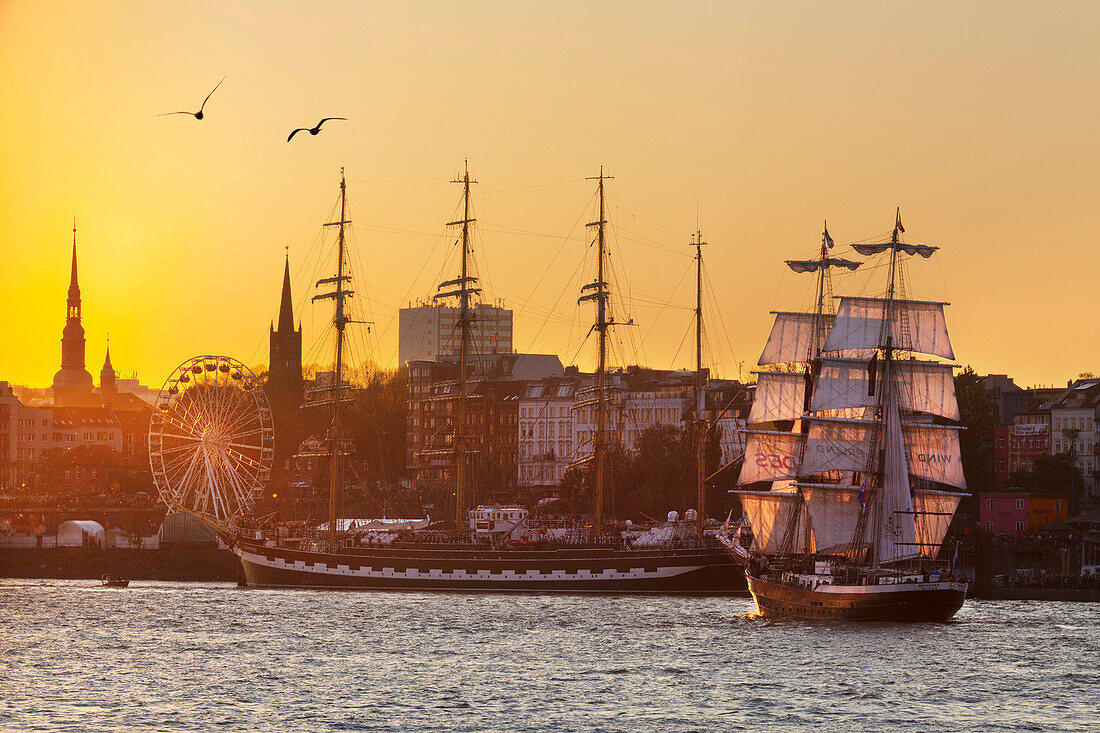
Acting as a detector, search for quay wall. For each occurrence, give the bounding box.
[973,588,1100,602]
[0,545,241,582]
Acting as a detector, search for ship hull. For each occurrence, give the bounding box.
[233,539,745,594]
[746,573,966,622]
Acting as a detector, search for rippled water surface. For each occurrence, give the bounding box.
[1,580,1098,732]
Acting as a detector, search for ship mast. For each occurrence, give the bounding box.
[692,231,707,534]
[436,161,479,531]
[315,169,353,547]
[870,208,904,567]
[579,168,613,535]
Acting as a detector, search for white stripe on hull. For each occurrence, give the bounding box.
[238,548,703,583]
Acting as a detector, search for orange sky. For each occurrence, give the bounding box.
[2,1,1097,391]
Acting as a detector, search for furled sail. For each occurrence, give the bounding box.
[747,371,807,424]
[800,417,876,477]
[736,490,809,554]
[851,242,938,258]
[810,357,959,420]
[903,423,967,489]
[739,430,804,484]
[759,312,834,365]
[801,483,864,555]
[786,257,862,273]
[823,297,954,360]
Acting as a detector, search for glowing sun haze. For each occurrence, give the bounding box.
[2,1,1097,390]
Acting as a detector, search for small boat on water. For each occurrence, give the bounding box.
[101,575,130,588]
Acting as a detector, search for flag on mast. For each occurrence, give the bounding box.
[895,207,905,233]
[823,221,835,249]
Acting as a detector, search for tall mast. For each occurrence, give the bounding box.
[580,168,613,535]
[435,160,479,531]
[812,222,829,356]
[805,223,830,553]
[871,208,903,566]
[692,230,707,534]
[315,169,353,547]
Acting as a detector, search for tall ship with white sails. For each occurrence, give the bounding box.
[720,211,968,621]
[227,166,742,593]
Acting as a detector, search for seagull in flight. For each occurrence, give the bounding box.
[287,117,347,142]
[157,76,226,120]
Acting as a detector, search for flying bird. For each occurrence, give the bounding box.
[287,117,347,142]
[156,76,226,120]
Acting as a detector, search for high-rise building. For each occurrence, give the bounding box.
[398,303,512,366]
[52,224,95,407]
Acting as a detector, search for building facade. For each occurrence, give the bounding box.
[407,353,563,497]
[1008,409,1052,476]
[979,492,1070,535]
[1049,379,1100,500]
[517,376,589,490]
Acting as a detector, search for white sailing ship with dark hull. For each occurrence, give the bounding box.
[231,167,742,594]
[720,212,967,621]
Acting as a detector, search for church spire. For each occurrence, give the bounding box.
[100,334,116,394]
[54,218,94,405]
[68,219,81,314]
[277,247,295,333]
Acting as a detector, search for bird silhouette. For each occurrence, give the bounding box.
[287,118,347,142]
[156,76,226,120]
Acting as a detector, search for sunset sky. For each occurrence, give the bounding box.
[2,1,1097,391]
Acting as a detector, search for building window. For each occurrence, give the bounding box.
[1015,499,1024,510]
[985,499,993,511]
[1015,520,1024,531]
[986,521,993,532]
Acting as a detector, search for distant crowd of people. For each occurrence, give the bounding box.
[1001,571,1100,591]
[989,531,1080,555]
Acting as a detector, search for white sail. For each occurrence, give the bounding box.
[912,489,964,559]
[823,297,954,360]
[801,417,875,477]
[739,430,804,484]
[801,483,863,555]
[876,387,920,564]
[759,312,833,365]
[747,371,806,424]
[810,358,959,420]
[736,490,808,555]
[897,362,960,421]
[903,423,967,489]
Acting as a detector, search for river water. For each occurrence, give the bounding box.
[1,580,1097,732]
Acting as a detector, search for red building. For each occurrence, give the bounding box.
[1008,409,1051,475]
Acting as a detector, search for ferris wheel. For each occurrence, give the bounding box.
[149,355,274,523]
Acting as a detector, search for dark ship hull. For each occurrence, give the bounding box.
[746,572,966,622]
[234,538,745,594]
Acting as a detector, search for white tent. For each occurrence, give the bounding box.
[56,520,106,547]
